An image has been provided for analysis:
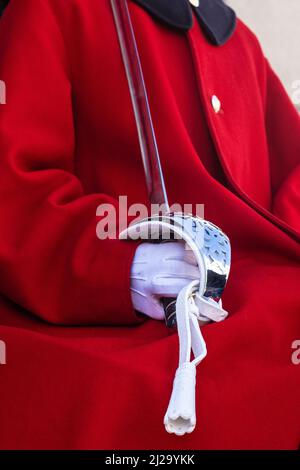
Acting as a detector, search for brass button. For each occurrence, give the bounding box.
[189,0,200,7]
[211,95,221,114]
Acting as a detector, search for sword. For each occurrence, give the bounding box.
[111,0,231,329]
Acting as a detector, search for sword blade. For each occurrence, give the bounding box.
[111,0,170,212]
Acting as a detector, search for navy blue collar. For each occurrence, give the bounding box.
[132,0,236,45]
[0,0,9,16]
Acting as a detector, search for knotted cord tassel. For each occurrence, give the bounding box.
[164,281,207,436]
[164,362,197,436]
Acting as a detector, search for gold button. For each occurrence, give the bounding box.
[211,95,221,114]
[189,0,200,7]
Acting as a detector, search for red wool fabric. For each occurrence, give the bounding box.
[0,0,299,450]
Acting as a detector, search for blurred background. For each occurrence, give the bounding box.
[228,0,300,109]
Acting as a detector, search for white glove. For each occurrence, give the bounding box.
[130,242,200,320]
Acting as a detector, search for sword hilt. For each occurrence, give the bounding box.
[120,214,231,329]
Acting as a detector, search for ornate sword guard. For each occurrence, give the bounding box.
[119,213,231,327]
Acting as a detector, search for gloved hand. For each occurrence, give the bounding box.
[130,242,200,320]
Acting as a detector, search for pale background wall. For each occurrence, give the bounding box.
[228,0,300,107]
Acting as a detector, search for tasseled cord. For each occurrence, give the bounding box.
[164,280,207,436]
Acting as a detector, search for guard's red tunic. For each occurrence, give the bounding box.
[0,0,299,449]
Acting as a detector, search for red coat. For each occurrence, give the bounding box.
[0,0,299,450]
